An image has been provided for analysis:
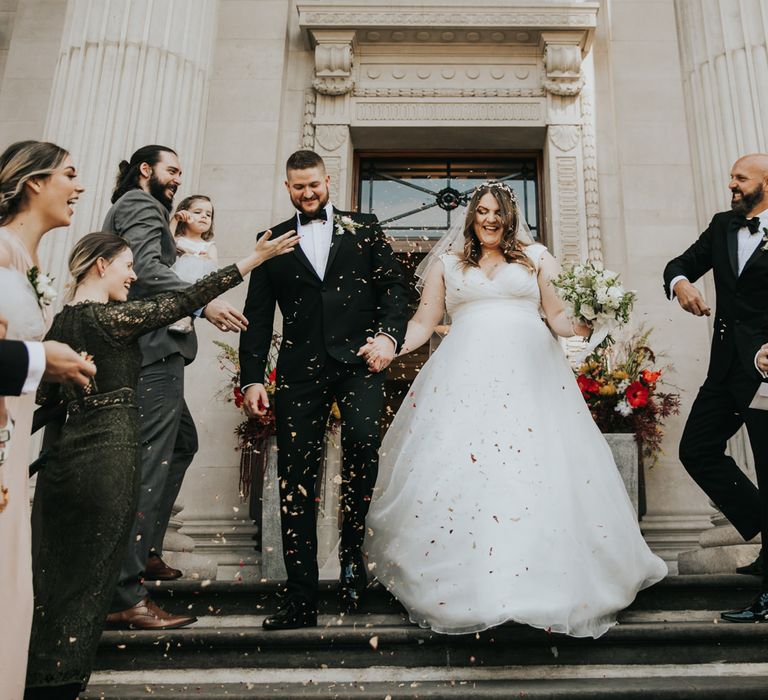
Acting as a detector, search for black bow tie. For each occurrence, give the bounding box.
[298,209,328,226]
[731,215,762,235]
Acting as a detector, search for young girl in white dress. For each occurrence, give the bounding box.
[169,194,218,334]
[363,182,667,639]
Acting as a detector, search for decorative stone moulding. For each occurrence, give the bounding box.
[542,42,585,96]
[548,124,579,152]
[297,4,600,32]
[310,29,357,96]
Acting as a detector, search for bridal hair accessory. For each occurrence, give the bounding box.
[414,182,534,291]
[476,180,518,202]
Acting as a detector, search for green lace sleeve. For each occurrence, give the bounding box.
[93,265,243,343]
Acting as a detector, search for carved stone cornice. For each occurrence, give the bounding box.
[309,29,357,96]
[298,4,599,34]
[540,31,586,96]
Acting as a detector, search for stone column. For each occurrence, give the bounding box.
[40,0,218,285]
[39,0,218,573]
[672,0,766,571]
[541,32,592,265]
[309,28,355,206]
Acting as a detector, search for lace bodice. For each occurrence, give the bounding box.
[37,265,241,407]
[441,244,546,317]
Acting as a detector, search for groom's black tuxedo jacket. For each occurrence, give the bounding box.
[239,208,409,385]
[0,338,30,396]
[663,210,768,382]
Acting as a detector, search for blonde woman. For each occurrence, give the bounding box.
[24,228,297,699]
[0,140,94,700]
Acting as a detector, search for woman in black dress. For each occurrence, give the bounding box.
[25,228,298,700]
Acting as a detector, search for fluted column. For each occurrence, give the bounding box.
[38,0,218,575]
[673,0,765,572]
[40,0,217,286]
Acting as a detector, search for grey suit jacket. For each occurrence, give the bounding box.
[102,189,198,367]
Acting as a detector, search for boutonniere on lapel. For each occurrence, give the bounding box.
[761,227,768,252]
[333,214,364,237]
[27,266,57,308]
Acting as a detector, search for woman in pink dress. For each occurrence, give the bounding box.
[0,140,85,700]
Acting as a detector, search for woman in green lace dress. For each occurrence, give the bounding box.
[25,229,298,700]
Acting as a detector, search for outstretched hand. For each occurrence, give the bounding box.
[254,229,301,263]
[357,335,396,373]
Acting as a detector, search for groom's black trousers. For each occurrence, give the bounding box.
[679,361,768,588]
[274,358,385,603]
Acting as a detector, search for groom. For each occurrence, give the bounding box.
[239,150,408,629]
[664,153,768,622]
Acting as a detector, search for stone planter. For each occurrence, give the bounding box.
[260,434,342,581]
[603,432,639,516]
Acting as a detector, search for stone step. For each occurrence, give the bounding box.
[93,617,768,672]
[83,667,768,699]
[146,574,761,618]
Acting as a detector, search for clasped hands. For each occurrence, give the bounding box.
[757,344,768,374]
[356,334,397,373]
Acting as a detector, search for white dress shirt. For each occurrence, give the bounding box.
[297,202,334,279]
[22,340,45,394]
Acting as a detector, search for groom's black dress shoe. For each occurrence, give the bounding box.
[736,548,763,576]
[721,592,768,623]
[262,598,317,630]
[339,550,368,614]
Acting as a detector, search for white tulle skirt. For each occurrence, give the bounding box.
[364,299,667,638]
[171,254,217,284]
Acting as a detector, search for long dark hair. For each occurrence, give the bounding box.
[0,140,70,225]
[174,195,215,242]
[111,144,177,204]
[457,182,535,274]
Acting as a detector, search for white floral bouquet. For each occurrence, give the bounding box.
[551,260,636,357]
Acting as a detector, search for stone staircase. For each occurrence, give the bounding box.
[83,575,768,699]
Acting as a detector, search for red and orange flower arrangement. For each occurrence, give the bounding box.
[574,328,680,465]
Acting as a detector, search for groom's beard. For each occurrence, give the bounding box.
[731,183,765,216]
[292,190,329,217]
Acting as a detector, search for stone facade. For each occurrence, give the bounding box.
[4,0,752,576]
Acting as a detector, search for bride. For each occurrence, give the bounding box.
[363,181,667,638]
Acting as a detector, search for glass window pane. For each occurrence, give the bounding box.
[357,155,540,241]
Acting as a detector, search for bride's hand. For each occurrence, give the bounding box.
[571,318,592,338]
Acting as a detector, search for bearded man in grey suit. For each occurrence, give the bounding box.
[102,145,248,630]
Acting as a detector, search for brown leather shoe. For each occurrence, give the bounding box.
[144,554,183,581]
[105,596,196,630]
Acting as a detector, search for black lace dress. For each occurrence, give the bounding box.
[25,265,242,693]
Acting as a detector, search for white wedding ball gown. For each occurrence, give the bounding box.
[365,245,667,638]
